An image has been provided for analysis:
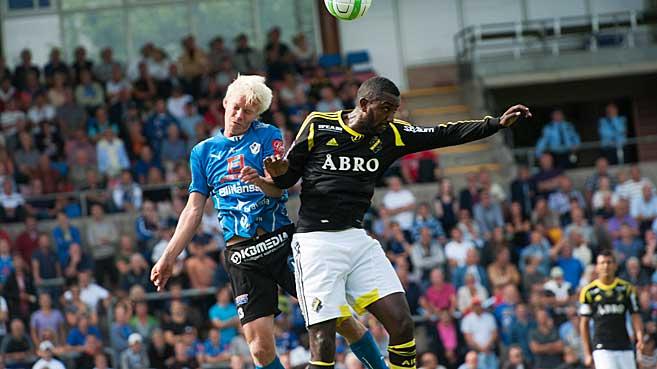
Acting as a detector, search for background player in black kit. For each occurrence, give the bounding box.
[579,249,644,369]
[250,76,532,369]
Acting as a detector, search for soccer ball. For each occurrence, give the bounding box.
[324,0,372,21]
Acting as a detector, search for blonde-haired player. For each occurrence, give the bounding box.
[152,75,390,369]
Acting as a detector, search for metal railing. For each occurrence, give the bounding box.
[454,9,657,80]
[510,134,657,168]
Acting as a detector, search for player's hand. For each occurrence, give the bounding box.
[637,336,645,352]
[150,254,175,292]
[239,166,264,186]
[500,104,532,127]
[264,155,289,177]
[583,354,593,367]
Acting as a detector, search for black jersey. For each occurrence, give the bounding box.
[578,278,639,351]
[272,110,503,233]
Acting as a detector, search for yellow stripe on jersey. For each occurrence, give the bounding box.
[308,123,315,151]
[336,110,364,139]
[295,112,339,141]
[393,118,411,125]
[309,361,336,366]
[388,123,405,146]
[593,277,620,291]
[579,284,591,304]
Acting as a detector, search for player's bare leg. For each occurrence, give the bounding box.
[365,292,416,369]
[242,316,278,367]
[308,319,338,369]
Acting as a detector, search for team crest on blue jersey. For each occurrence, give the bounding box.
[227,155,245,174]
[250,142,261,155]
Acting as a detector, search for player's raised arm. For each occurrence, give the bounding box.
[391,104,531,155]
[269,114,316,189]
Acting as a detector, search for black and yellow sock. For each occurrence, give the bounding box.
[387,339,416,369]
[309,361,335,369]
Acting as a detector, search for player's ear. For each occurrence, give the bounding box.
[222,97,228,109]
[358,97,369,112]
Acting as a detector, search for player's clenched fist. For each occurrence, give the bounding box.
[239,166,264,185]
[500,104,532,127]
[264,155,289,177]
[150,255,174,292]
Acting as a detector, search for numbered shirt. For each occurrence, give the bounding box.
[189,121,291,241]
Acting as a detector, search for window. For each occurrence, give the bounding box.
[62,10,127,62]
[128,4,189,61]
[192,0,254,49]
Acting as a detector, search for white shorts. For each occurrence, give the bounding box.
[292,228,404,326]
[592,350,637,369]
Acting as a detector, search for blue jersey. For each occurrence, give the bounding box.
[188,121,291,241]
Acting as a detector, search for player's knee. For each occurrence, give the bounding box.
[336,317,366,343]
[390,315,415,342]
[248,337,276,365]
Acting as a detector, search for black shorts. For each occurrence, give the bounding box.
[224,224,297,325]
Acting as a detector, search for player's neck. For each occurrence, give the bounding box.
[598,275,616,285]
[345,109,366,135]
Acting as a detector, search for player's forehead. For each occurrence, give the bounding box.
[372,92,400,108]
[226,94,258,112]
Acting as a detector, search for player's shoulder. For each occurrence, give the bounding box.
[250,120,282,139]
[304,111,341,125]
[614,278,636,292]
[192,135,222,151]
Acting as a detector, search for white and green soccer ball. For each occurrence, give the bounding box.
[324,0,372,21]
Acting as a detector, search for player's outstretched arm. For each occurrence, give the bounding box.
[151,192,206,291]
[239,166,283,198]
[392,104,531,155]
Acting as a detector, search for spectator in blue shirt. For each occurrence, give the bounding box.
[52,211,82,266]
[0,238,14,285]
[535,109,581,168]
[551,241,584,287]
[473,190,504,238]
[143,98,179,160]
[411,202,445,242]
[66,314,102,350]
[208,287,239,348]
[598,102,628,165]
[519,231,552,276]
[200,328,231,366]
[133,146,162,185]
[110,303,133,356]
[613,223,644,266]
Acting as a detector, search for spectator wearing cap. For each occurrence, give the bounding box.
[0,319,34,367]
[543,267,572,307]
[120,333,149,369]
[529,310,563,369]
[460,297,498,369]
[32,340,65,369]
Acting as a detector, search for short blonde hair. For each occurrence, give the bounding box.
[224,75,273,115]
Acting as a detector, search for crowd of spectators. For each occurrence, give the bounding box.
[0,26,656,369]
